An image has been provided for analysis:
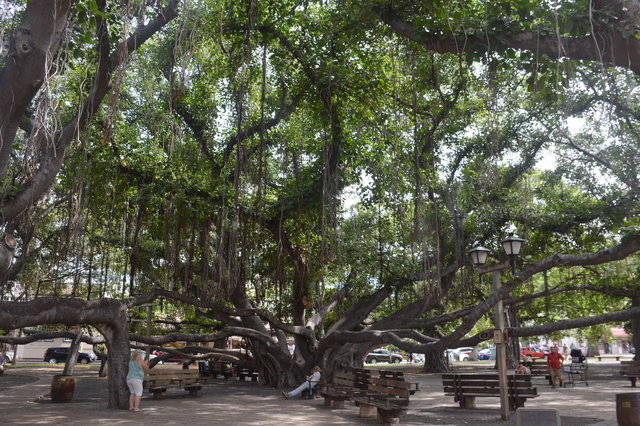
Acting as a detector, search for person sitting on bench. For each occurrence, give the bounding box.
[282,366,321,399]
[516,363,531,375]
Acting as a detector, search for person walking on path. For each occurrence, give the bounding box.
[282,366,321,399]
[127,350,148,411]
[547,346,564,388]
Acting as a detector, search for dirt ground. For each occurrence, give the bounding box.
[0,361,636,425]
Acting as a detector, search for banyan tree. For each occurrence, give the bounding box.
[1,0,640,409]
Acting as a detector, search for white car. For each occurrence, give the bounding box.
[453,347,475,361]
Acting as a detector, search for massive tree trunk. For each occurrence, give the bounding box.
[95,317,130,409]
[422,351,450,373]
[0,297,131,409]
[633,296,640,361]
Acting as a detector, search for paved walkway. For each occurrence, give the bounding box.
[0,362,636,424]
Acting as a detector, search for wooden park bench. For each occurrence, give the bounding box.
[237,366,260,382]
[442,373,538,411]
[198,360,233,379]
[319,367,419,409]
[528,360,552,385]
[210,361,233,379]
[353,377,413,424]
[620,360,640,387]
[596,354,622,361]
[144,368,207,399]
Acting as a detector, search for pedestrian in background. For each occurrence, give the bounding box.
[547,346,564,388]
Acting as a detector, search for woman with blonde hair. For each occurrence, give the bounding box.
[282,366,321,399]
[126,350,148,411]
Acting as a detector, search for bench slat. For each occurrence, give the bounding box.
[442,379,534,387]
[444,387,538,396]
[442,373,532,380]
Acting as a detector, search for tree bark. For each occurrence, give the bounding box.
[0,0,73,174]
[632,296,640,361]
[379,0,640,77]
[0,1,181,225]
[422,351,450,373]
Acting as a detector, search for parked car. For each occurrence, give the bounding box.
[3,351,13,362]
[152,349,185,363]
[478,348,493,360]
[364,348,403,364]
[520,346,548,359]
[531,344,550,353]
[44,347,94,364]
[412,354,425,363]
[453,347,475,361]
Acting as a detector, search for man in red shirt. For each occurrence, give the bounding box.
[547,345,564,388]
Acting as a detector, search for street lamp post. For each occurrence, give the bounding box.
[492,267,509,421]
[469,234,525,421]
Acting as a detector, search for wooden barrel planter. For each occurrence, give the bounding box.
[51,374,75,403]
[616,393,640,426]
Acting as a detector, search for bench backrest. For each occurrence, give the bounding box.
[210,361,230,372]
[351,368,374,389]
[367,377,411,406]
[371,369,405,380]
[331,371,355,387]
[529,363,548,374]
[620,360,640,373]
[442,373,536,396]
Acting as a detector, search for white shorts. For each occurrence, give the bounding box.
[127,378,143,396]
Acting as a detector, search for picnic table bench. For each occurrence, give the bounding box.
[144,368,207,399]
[620,360,640,387]
[442,373,538,411]
[353,377,413,424]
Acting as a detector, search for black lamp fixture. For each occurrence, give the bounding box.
[469,234,526,273]
[500,233,526,274]
[468,245,491,266]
